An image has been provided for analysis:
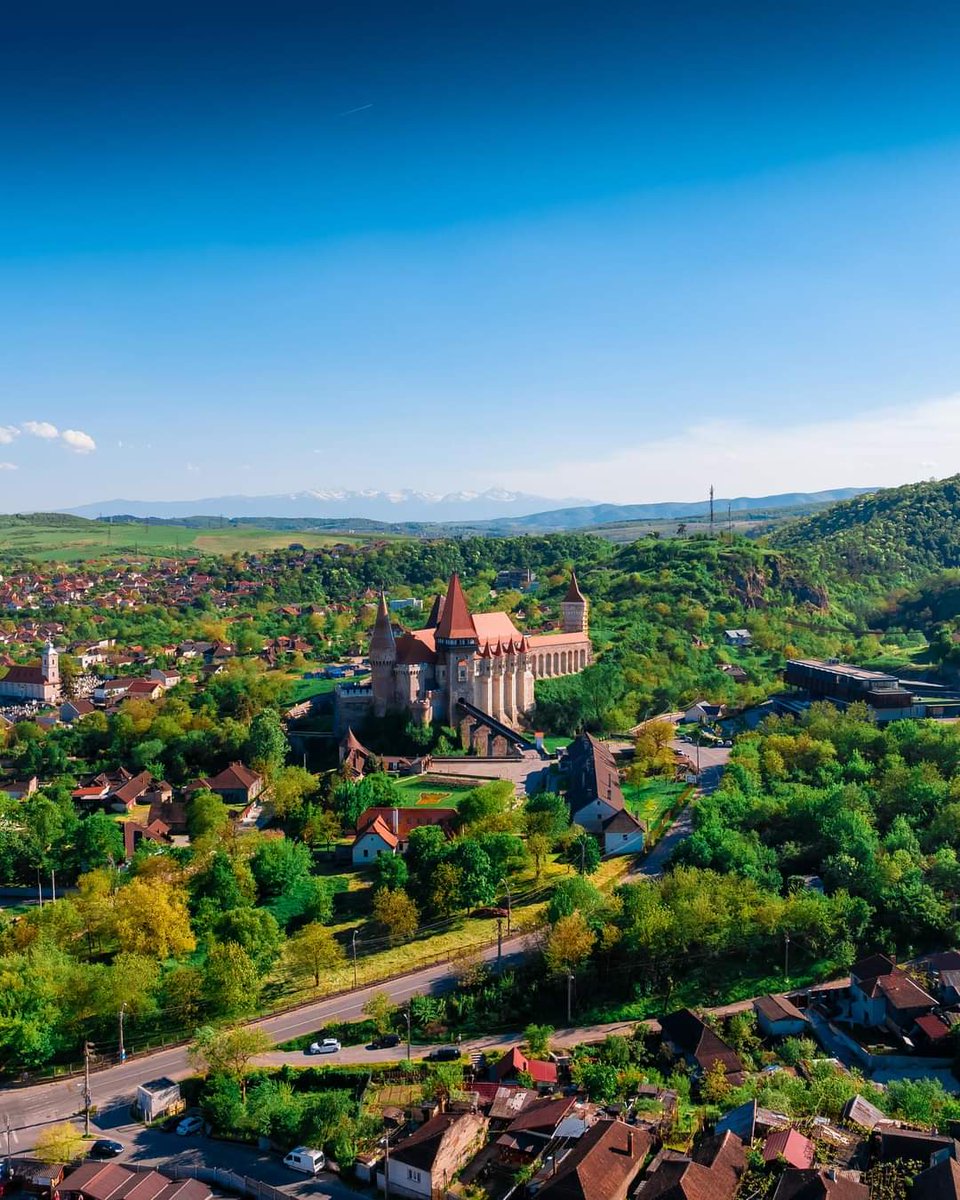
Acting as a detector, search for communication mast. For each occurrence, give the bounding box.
[709,485,715,537]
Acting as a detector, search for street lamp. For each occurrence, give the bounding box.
[499,876,512,934]
[352,931,360,990]
[379,1135,391,1200]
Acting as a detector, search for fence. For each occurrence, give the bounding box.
[127,1162,290,1200]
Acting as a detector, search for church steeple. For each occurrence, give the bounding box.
[369,592,396,718]
[434,573,477,646]
[369,591,396,654]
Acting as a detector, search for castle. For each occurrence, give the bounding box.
[335,571,591,734]
[0,642,61,704]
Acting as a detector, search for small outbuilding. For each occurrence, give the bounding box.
[754,994,809,1038]
[136,1076,183,1122]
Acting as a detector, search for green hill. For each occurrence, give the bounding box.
[773,475,960,585]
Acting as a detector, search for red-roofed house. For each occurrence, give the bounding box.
[494,1045,558,1088]
[763,1128,816,1170]
[188,762,263,806]
[353,815,401,864]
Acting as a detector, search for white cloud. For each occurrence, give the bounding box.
[0,426,18,445]
[22,420,60,439]
[0,462,17,471]
[61,428,96,454]
[500,393,960,503]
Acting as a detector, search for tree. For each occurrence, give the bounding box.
[544,911,596,976]
[272,767,318,819]
[372,887,420,943]
[701,1058,731,1103]
[458,780,515,834]
[251,838,313,897]
[203,940,262,1015]
[285,922,346,987]
[568,831,601,875]
[523,1023,554,1058]
[375,853,409,891]
[190,1024,273,1101]
[213,907,283,972]
[34,1122,84,1164]
[72,812,124,872]
[113,878,196,959]
[363,991,396,1036]
[187,790,229,840]
[246,708,288,775]
[528,833,552,879]
[448,840,496,911]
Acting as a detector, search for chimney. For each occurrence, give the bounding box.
[628,1131,634,1157]
[392,808,399,835]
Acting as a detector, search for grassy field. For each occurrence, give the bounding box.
[0,517,406,562]
[621,778,686,825]
[391,776,476,807]
[287,674,347,704]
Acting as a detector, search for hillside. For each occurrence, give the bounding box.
[773,475,960,584]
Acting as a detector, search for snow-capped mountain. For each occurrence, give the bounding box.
[65,488,593,523]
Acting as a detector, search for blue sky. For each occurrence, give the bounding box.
[5,0,960,510]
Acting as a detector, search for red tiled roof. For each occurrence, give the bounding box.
[356,815,400,850]
[369,592,396,654]
[204,762,262,792]
[565,572,586,603]
[763,1128,815,1169]
[435,574,477,641]
[355,806,457,839]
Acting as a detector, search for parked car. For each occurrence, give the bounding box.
[371,1033,400,1050]
[88,1140,123,1159]
[176,1116,204,1136]
[427,1046,461,1062]
[283,1147,326,1175]
[307,1038,341,1055]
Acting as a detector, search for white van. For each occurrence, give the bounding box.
[284,1147,326,1175]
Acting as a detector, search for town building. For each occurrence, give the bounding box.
[336,572,591,734]
[0,642,61,704]
[379,1111,487,1199]
[565,733,646,855]
[784,659,926,721]
[59,1162,210,1200]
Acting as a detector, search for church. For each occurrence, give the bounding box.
[335,571,591,733]
[0,643,62,705]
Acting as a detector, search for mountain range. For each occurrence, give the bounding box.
[63,486,873,529]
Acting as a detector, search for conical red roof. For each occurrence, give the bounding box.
[434,573,477,641]
[369,591,396,654]
[425,593,445,629]
[565,571,586,603]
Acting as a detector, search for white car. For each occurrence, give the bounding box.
[176,1116,204,1136]
[307,1038,341,1055]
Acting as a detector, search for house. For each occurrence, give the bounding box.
[716,1099,789,1143]
[724,629,752,646]
[763,1128,815,1170]
[94,678,133,702]
[59,1161,210,1200]
[493,1045,558,1088]
[681,700,726,725]
[912,1156,960,1199]
[771,1169,868,1199]
[340,729,430,780]
[136,1077,182,1121]
[124,819,170,860]
[874,1127,959,1165]
[150,668,181,688]
[353,815,401,865]
[842,1095,887,1131]
[754,994,809,1038]
[352,806,458,857]
[497,1096,577,1165]
[2,775,38,800]
[914,1012,954,1048]
[60,698,96,723]
[601,808,646,857]
[379,1111,487,1199]
[110,771,169,812]
[189,762,264,806]
[147,796,188,836]
[637,1130,745,1199]
[123,678,165,701]
[532,1119,652,1200]
[720,664,748,684]
[845,953,937,1031]
[566,733,626,833]
[659,1009,745,1084]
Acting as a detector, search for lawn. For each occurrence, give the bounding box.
[541,736,571,754]
[287,674,346,704]
[391,776,476,808]
[620,778,687,825]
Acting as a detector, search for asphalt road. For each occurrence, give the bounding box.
[0,933,534,1151]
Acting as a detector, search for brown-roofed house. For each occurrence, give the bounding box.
[912,1155,960,1200]
[659,1010,745,1084]
[754,994,809,1037]
[535,1119,652,1200]
[381,1111,487,1199]
[763,1128,815,1170]
[59,1161,211,1200]
[771,1169,869,1200]
[188,762,263,806]
[637,1130,746,1199]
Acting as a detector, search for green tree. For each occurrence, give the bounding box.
[213,907,283,972]
[72,812,124,872]
[363,991,396,1036]
[544,911,596,975]
[375,853,409,890]
[203,941,262,1015]
[34,1122,85,1164]
[187,790,230,840]
[190,1024,273,1101]
[372,887,420,943]
[246,708,288,775]
[523,1023,554,1058]
[285,922,346,987]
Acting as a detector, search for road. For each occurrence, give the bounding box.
[629,738,730,878]
[0,933,534,1151]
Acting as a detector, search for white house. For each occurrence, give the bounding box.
[379,1112,487,1200]
[601,809,646,857]
[724,629,752,647]
[352,814,400,865]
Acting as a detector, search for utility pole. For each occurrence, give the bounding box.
[83,1042,92,1135]
[727,503,732,538]
[381,1136,391,1200]
[500,877,512,935]
[118,1004,127,1063]
[496,917,503,971]
[4,1114,11,1168]
[405,1008,412,1063]
[566,973,574,1024]
[36,867,43,910]
[709,484,715,538]
[784,930,791,981]
[351,931,359,990]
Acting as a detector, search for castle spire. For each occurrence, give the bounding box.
[369,591,396,654]
[565,570,586,604]
[434,573,477,642]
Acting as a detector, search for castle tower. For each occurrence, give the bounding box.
[42,641,60,686]
[369,592,396,718]
[434,573,478,726]
[561,571,588,634]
